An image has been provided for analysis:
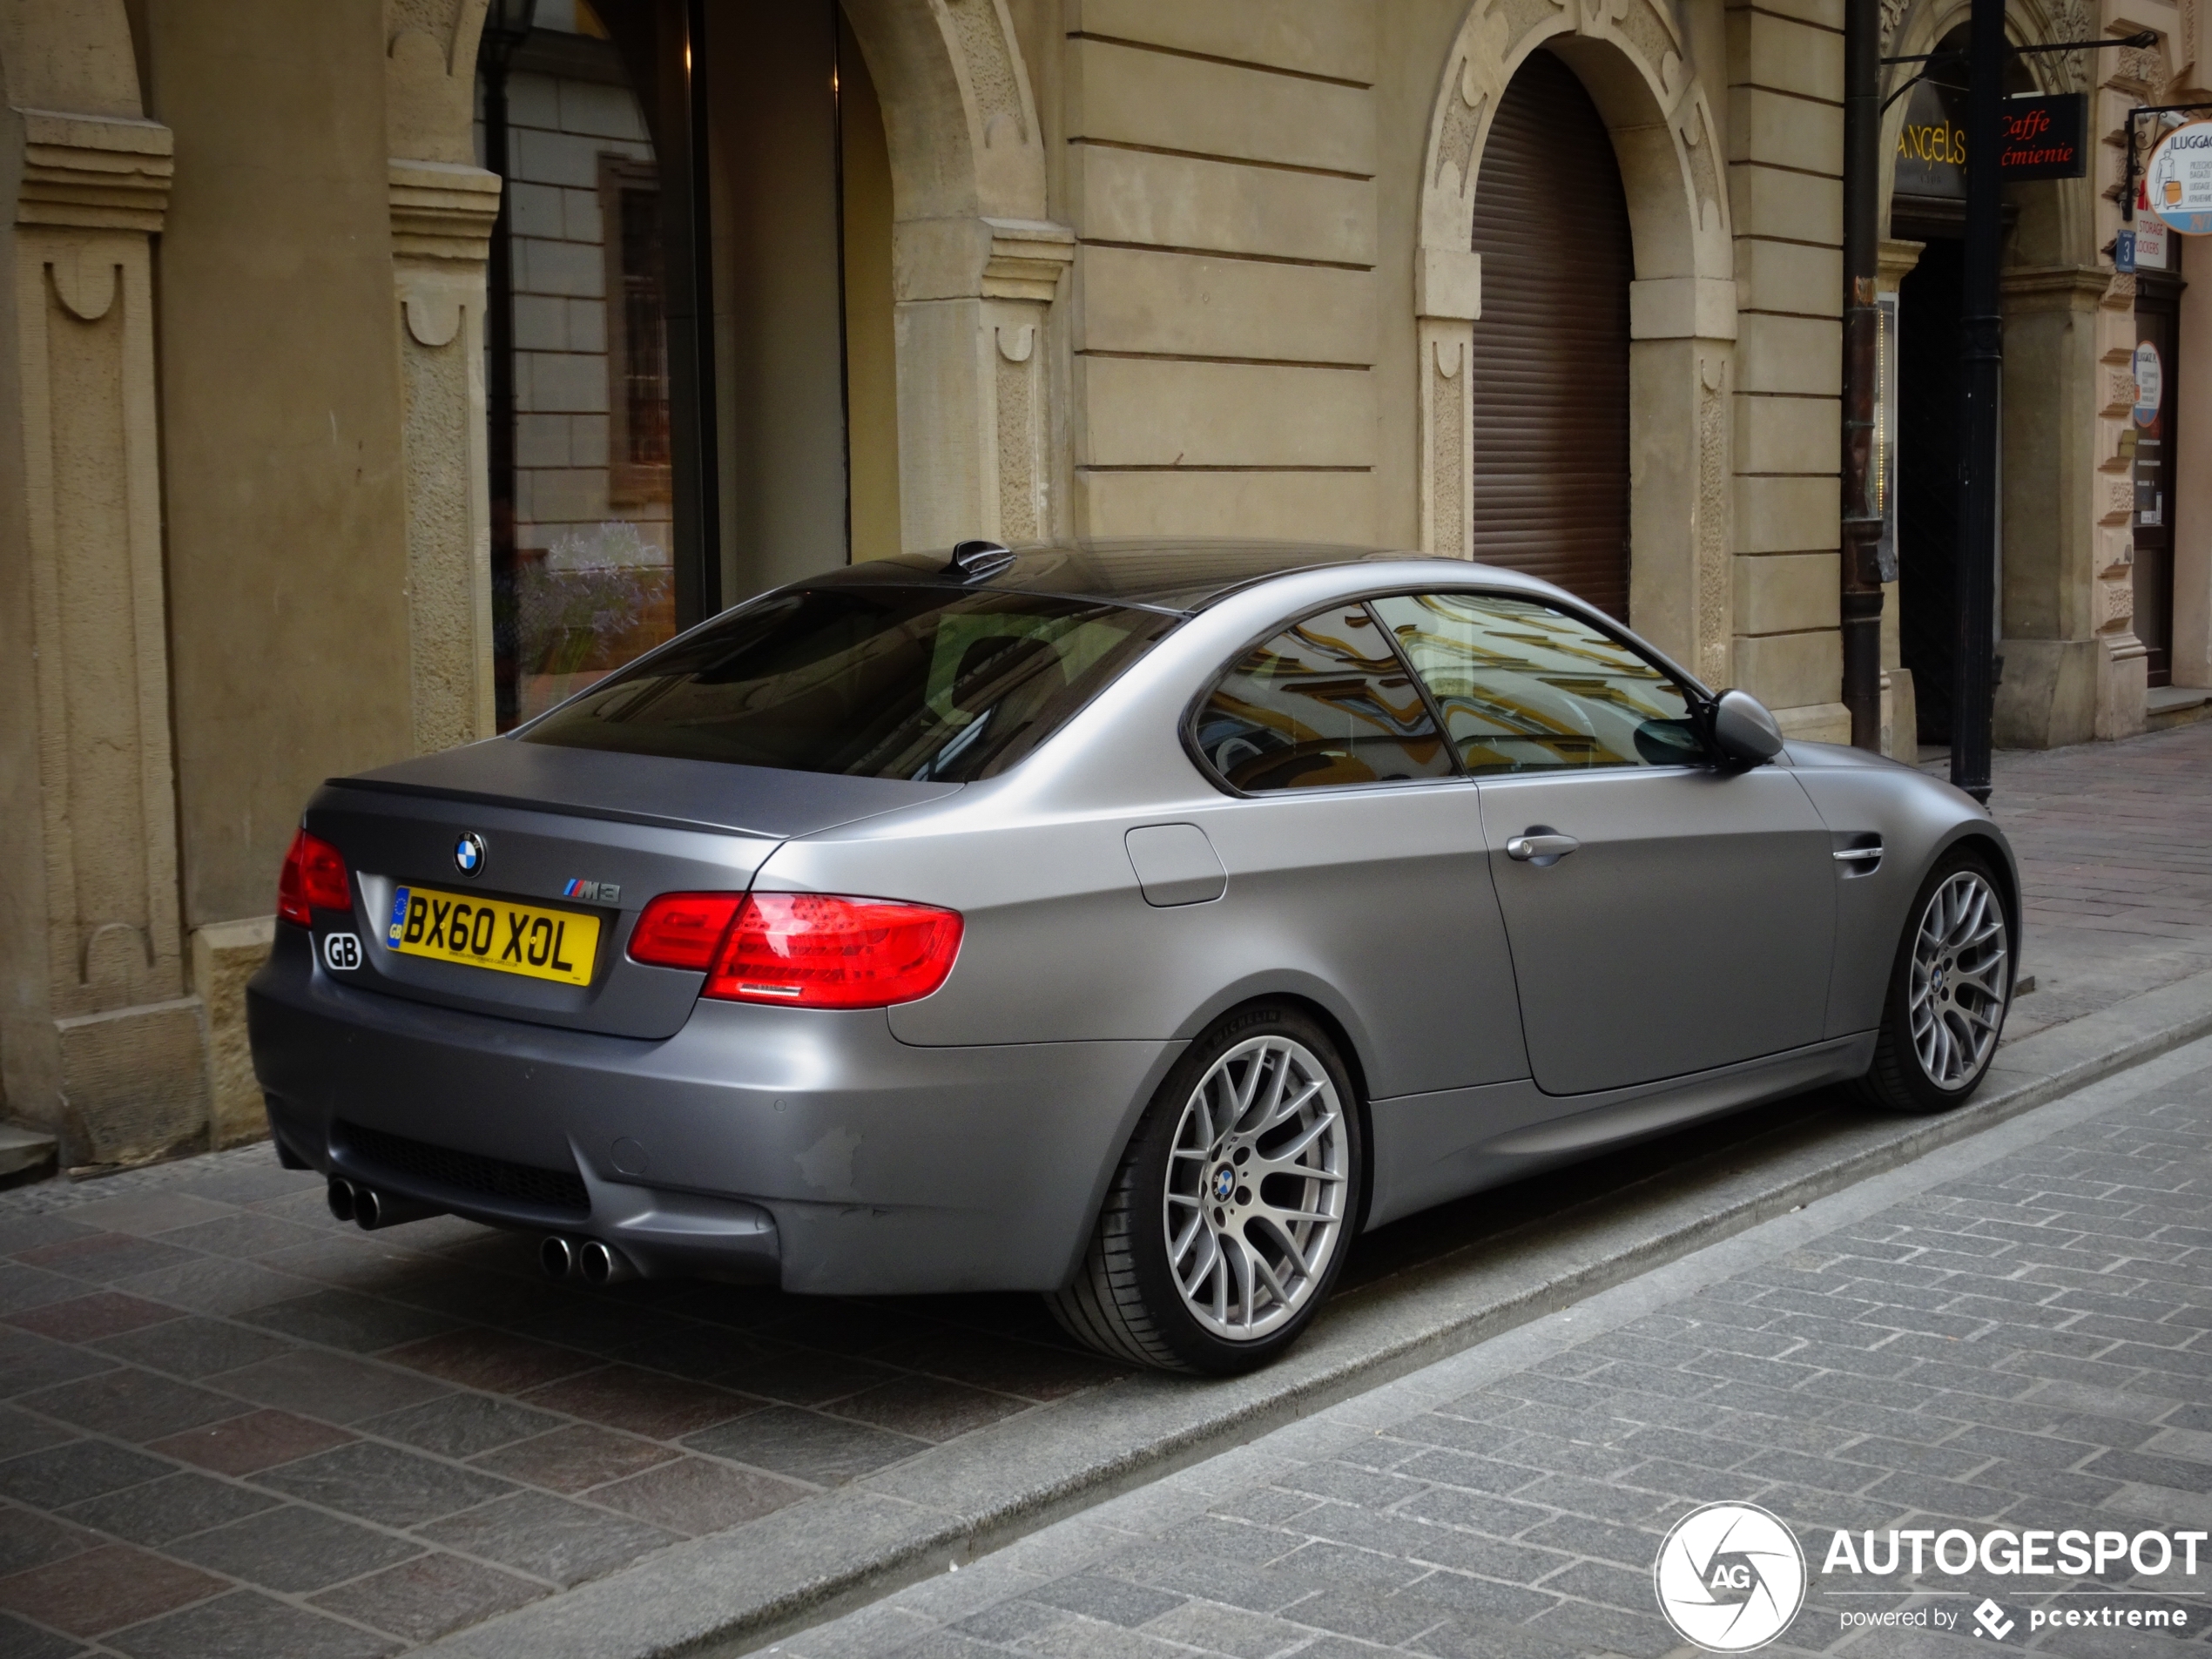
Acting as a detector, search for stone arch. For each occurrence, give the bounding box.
[1879,0,2098,260]
[839,0,1070,551]
[0,0,146,114]
[1416,0,1738,684]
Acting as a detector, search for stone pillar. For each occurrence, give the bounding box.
[1415,249,1479,560]
[389,158,500,752]
[896,215,1074,549]
[1628,278,1738,689]
[385,2,497,750]
[0,105,210,1165]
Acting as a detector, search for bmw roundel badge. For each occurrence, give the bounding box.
[453,832,488,876]
[1213,1166,1236,1202]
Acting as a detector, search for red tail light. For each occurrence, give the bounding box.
[277,828,350,926]
[626,893,745,971]
[628,891,963,1008]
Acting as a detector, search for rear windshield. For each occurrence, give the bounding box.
[521,586,1178,781]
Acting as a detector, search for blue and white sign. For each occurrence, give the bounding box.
[2146,120,2212,236]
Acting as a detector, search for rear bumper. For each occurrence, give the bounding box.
[247,925,1177,1293]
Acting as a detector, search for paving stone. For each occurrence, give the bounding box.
[0,1541,226,1635]
[210,1349,449,1425]
[309,1550,547,1642]
[0,1608,86,1657]
[469,1423,678,1494]
[18,1367,246,1441]
[89,1314,294,1379]
[167,1502,422,1592]
[148,1406,356,1475]
[250,1438,518,1527]
[684,1404,927,1486]
[14,1234,203,1285]
[57,1468,281,1545]
[105,1588,401,1658]
[414,1489,680,1588]
[0,1506,91,1575]
[516,1364,757,1440]
[242,1289,459,1353]
[584,1453,808,1534]
[381,1327,603,1393]
[5,1293,178,1346]
[358,1392,565,1459]
[0,1440,172,1508]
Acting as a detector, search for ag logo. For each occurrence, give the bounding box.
[321,933,363,973]
[1653,1501,1805,1652]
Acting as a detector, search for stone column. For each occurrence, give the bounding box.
[389,158,500,752]
[896,215,1074,549]
[386,3,497,750]
[1628,279,1737,689]
[0,106,210,1166]
[1415,249,1479,560]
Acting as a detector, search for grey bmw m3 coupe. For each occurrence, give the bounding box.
[248,540,2019,1373]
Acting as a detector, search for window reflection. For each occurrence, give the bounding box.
[1195,606,1453,792]
[490,0,677,727]
[1369,592,1703,772]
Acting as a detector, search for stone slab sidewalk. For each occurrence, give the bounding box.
[779,1031,2212,1659]
[0,721,2208,1658]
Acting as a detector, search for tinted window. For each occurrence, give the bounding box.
[523,586,1176,780]
[1194,604,1453,792]
[1369,592,1703,773]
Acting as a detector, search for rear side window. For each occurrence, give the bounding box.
[523,587,1177,780]
[1368,591,1703,772]
[1193,604,1453,792]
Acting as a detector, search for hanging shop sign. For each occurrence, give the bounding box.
[1995,93,2087,180]
[1894,78,1968,199]
[2146,119,2212,234]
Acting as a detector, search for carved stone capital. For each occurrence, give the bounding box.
[16,110,173,234]
[980,217,1075,301]
[388,158,502,265]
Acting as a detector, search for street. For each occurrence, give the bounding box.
[0,720,2208,1657]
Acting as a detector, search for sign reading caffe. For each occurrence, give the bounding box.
[1893,83,2087,196]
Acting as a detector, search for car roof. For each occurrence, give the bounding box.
[811,539,1554,615]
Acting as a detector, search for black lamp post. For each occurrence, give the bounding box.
[480,0,536,731]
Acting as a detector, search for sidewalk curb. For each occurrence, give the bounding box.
[422,968,2212,1659]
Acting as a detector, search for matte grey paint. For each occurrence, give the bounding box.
[247,553,2018,1297]
[1125,824,1228,906]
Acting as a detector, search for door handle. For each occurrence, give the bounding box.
[1506,831,1581,864]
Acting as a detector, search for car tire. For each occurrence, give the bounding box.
[1853,848,2015,1115]
[1048,1003,1363,1375]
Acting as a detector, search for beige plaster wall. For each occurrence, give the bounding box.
[145,0,416,929]
[1062,0,1384,547]
[1724,0,1847,736]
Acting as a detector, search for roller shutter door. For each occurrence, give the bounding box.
[1470,51,1634,622]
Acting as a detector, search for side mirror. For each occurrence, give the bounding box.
[1710,689,1784,766]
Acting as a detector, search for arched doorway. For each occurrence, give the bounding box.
[1469,49,1635,622]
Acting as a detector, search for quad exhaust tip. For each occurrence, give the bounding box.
[327,1177,443,1231]
[540,1234,635,1285]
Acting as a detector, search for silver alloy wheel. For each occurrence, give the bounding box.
[1908,868,2010,1089]
[1163,1034,1348,1341]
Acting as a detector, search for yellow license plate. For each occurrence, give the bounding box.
[384,886,601,986]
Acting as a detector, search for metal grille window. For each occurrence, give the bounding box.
[603,158,671,504]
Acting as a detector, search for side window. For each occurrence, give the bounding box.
[1195,604,1454,792]
[1368,592,1704,774]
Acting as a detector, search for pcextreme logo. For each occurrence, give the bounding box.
[1654,1502,1808,1652]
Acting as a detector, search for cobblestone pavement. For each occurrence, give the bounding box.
[0,722,2206,1657]
[1979,720,2212,1045]
[785,1036,2212,1659]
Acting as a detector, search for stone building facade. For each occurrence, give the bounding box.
[1,0,2204,1168]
